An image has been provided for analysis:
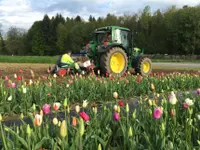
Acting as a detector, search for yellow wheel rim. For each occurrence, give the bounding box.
[110,52,125,73]
[143,61,150,73]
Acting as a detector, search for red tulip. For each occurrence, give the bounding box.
[79,112,89,122]
[17,75,21,80]
[136,75,142,83]
[118,100,124,107]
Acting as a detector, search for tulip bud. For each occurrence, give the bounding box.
[79,118,85,136]
[126,103,129,113]
[82,100,88,108]
[64,98,68,107]
[20,113,24,119]
[32,103,36,111]
[151,83,155,91]
[67,106,70,113]
[132,109,136,119]
[58,121,61,127]
[29,79,33,85]
[75,105,80,113]
[148,100,152,106]
[0,114,2,121]
[60,120,67,138]
[7,95,12,101]
[72,116,77,126]
[40,110,43,116]
[104,105,107,111]
[113,105,118,111]
[16,126,19,134]
[117,106,120,113]
[113,92,118,99]
[53,74,57,78]
[128,126,133,137]
[53,118,58,125]
[92,107,97,114]
[161,123,165,131]
[26,124,31,137]
[168,141,173,149]
[98,144,102,150]
[197,115,200,120]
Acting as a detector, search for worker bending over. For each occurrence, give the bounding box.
[51,51,81,73]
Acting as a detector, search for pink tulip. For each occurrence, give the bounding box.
[153,107,163,119]
[80,112,89,122]
[11,83,16,88]
[7,82,11,87]
[197,88,200,95]
[42,104,51,115]
[5,76,8,81]
[113,112,120,121]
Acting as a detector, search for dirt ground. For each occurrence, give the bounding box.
[0,62,199,80]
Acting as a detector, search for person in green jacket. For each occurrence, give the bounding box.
[51,51,81,73]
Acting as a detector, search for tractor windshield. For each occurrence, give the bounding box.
[95,30,111,44]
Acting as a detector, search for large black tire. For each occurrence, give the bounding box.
[100,47,128,76]
[135,56,152,76]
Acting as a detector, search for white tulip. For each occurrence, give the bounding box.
[23,87,27,94]
[8,95,12,101]
[185,98,194,106]
[75,105,80,113]
[168,91,177,105]
[83,100,88,108]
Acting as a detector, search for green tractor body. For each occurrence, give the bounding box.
[82,26,152,76]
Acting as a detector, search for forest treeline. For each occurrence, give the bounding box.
[0,5,200,56]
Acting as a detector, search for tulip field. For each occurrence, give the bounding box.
[0,65,200,150]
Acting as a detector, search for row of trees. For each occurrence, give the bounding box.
[0,5,200,55]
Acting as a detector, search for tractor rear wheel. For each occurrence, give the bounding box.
[135,56,152,76]
[100,47,128,76]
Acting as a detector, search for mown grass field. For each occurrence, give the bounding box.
[0,55,200,64]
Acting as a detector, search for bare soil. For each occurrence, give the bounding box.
[0,62,199,80]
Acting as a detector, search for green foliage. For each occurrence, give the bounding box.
[0,86,200,149]
[3,5,200,55]
[0,72,199,116]
[32,30,46,56]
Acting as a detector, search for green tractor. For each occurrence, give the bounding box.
[82,26,152,76]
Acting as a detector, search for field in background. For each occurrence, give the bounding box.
[0,55,200,63]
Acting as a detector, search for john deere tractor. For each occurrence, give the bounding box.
[82,26,152,76]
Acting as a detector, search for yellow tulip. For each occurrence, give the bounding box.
[60,120,67,138]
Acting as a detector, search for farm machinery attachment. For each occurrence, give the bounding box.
[51,26,152,77]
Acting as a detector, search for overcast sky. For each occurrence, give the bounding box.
[0,0,200,34]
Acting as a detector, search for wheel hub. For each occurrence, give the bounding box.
[110,52,125,73]
[143,61,150,73]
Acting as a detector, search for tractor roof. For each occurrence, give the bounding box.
[94,26,130,32]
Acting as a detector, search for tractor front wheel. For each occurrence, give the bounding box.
[135,57,152,76]
[100,47,128,76]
